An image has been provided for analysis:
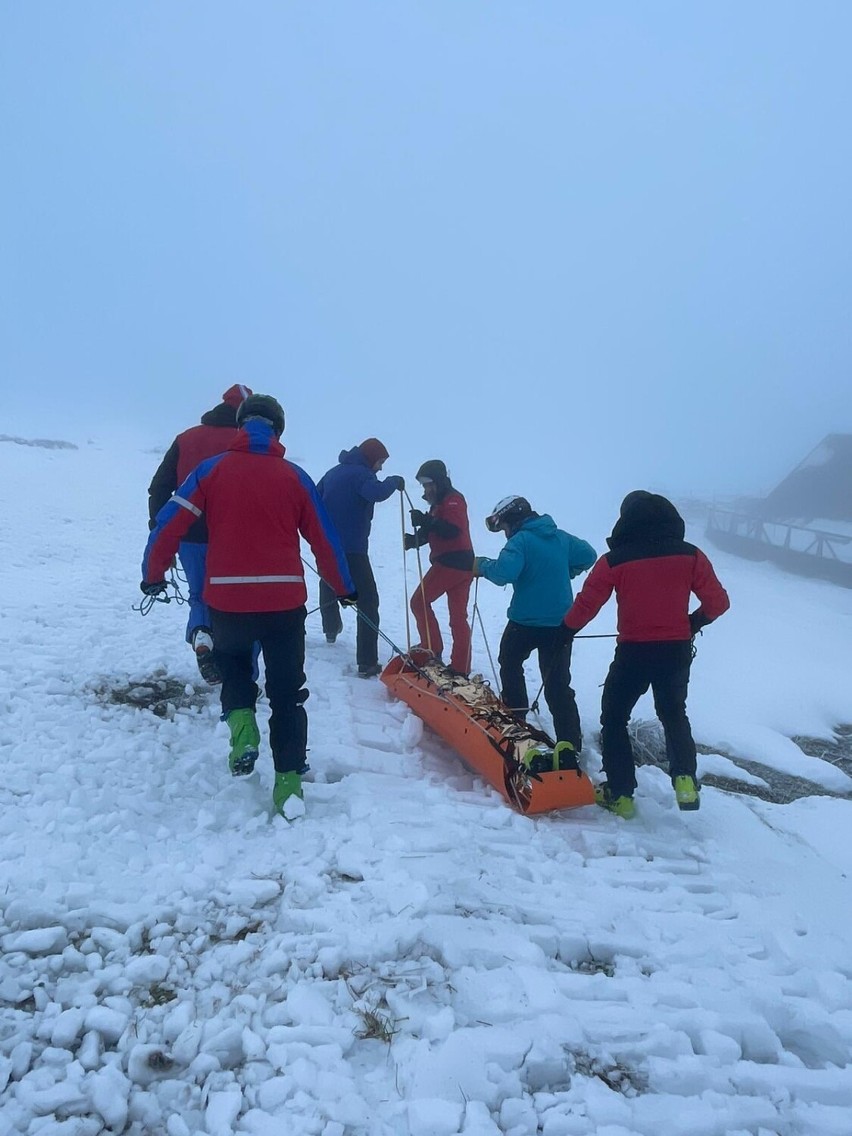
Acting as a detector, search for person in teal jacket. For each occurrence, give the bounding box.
[474,496,596,758]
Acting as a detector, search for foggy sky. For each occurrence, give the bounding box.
[2,2,850,513]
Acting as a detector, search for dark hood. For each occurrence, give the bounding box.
[607,492,685,549]
[200,402,240,428]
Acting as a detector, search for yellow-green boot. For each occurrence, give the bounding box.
[273,772,304,819]
[227,709,260,776]
[674,775,700,811]
[595,783,636,819]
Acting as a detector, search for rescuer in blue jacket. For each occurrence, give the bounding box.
[317,439,404,676]
[474,496,596,757]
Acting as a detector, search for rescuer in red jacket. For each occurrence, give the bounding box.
[147,384,253,683]
[404,460,474,675]
[562,491,730,818]
[142,395,356,817]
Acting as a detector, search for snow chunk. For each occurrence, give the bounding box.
[13,1070,88,1118]
[87,1063,131,1130]
[2,899,65,930]
[125,953,170,985]
[407,1098,464,1136]
[171,1021,203,1064]
[401,712,424,750]
[223,878,282,906]
[285,984,335,1027]
[201,1024,245,1069]
[282,794,306,821]
[127,1044,178,1085]
[50,1009,85,1049]
[83,1005,129,1044]
[206,1087,243,1135]
[2,926,68,955]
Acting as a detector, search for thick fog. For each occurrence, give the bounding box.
[2,3,850,527]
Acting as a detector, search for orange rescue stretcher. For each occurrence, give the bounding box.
[381,649,596,815]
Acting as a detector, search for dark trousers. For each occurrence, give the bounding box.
[210,607,308,774]
[319,552,380,667]
[600,641,696,798]
[498,621,582,751]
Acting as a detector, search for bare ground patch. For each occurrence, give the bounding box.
[88,669,209,718]
[627,720,852,804]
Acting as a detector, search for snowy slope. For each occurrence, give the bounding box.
[1,439,851,1136]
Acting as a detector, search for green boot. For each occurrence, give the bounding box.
[520,746,551,775]
[674,775,700,811]
[273,772,304,818]
[553,741,580,771]
[595,783,636,819]
[227,709,260,776]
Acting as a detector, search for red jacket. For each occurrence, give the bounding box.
[427,490,474,572]
[565,545,729,642]
[143,421,353,612]
[148,402,243,542]
[565,494,729,642]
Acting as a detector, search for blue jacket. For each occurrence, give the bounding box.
[317,446,402,554]
[476,514,596,626]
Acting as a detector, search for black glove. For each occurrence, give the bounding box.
[689,610,710,636]
[557,622,577,646]
[339,592,359,607]
[391,475,405,492]
[409,508,428,528]
[403,533,417,551]
[140,580,167,597]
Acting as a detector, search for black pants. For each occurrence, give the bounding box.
[319,552,380,667]
[498,621,582,751]
[600,641,696,798]
[210,607,309,774]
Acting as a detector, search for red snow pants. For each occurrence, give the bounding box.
[410,564,472,674]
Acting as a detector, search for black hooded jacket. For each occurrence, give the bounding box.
[565,492,730,641]
[147,402,241,541]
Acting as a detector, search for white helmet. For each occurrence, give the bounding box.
[485,496,533,533]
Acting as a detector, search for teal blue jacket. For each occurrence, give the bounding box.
[475,514,596,627]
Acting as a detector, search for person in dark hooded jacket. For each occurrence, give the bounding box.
[562,491,730,817]
[148,384,252,681]
[317,439,404,676]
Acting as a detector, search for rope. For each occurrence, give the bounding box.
[166,565,187,606]
[132,571,186,617]
[399,489,412,652]
[403,487,432,655]
[472,577,500,691]
[301,555,418,663]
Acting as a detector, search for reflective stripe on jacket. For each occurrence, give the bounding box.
[143,420,353,612]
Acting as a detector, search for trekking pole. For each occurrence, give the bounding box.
[399,489,412,652]
[402,488,433,656]
[471,577,500,691]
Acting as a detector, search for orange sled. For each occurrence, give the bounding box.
[381,650,596,815]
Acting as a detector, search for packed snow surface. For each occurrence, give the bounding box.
[1,440,851,1136]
